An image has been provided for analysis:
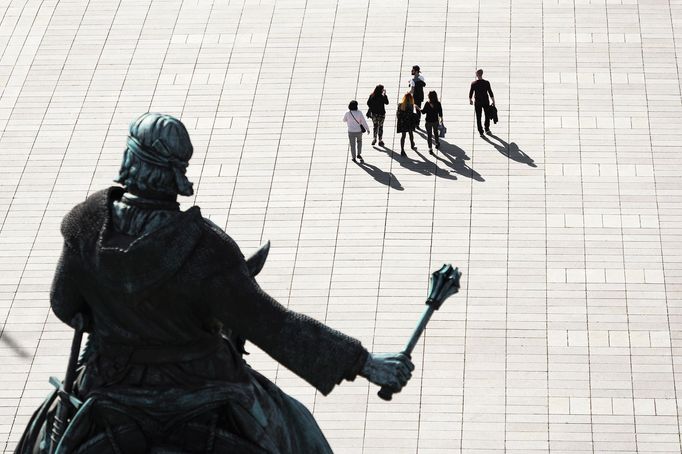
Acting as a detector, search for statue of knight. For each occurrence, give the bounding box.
[15,113,415,453]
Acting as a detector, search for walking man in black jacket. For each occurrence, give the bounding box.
[469,69,495,137]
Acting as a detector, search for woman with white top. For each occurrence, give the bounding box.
[343,100,370,163]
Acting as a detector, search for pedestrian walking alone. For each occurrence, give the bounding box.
[421,91,443,155]
[469,68,495,137]
[367,84,389,146]
[396,92,417,156]
[408,65,426,129]
[343,100,370,163]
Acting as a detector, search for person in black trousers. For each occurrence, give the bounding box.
[408,65,426,129]
[421,91,443,155]
[469,69,495,137]
[367,84,389,146]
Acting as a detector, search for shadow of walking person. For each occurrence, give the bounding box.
[414,130,485,182]
[374,145,457,181]
[483,133,536,167]
[355,160,404,190]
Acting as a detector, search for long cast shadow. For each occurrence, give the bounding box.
[414,130,485,182]
[355,160,404,190]
[0,331,31,358]
[483,133,536,167]
[374,145,457,181]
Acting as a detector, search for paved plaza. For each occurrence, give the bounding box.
[2,0,682,452]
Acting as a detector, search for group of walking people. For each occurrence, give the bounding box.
[343,66,496,164]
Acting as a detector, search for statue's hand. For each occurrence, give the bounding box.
[360,352,414,392]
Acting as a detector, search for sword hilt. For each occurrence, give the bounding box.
[49,313,87,453]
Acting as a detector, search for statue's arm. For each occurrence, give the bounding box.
[50,243,88,329]
[207,260,368,395]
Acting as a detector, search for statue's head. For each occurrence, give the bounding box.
[115,113,194,197]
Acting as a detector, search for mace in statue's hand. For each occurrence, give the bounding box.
[360,352,414,392]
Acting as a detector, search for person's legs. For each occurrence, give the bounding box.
[408,130,415,149]
[415,102,422,128]
[434,122,441,149]
[357,133,363,159]
[377,115,385,143]
[483,105,491,132]
[348,132,357,160]
[475,104,484,135]
[371,115,379,144]
[425,121,435,150]
[400,132,406,154]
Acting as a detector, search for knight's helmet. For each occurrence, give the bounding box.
[115,113,194,196]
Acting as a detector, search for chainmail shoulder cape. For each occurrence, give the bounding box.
[54,186,368,395]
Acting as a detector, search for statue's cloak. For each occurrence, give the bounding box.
[34,186,369,453]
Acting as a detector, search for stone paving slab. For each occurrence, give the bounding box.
[1,0,682,452]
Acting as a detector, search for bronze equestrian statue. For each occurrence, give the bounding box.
[15,113,418,453]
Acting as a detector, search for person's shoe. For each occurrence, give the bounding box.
[485,129,492,135]
[378,140,384,147]
[479,131,485,137]
[435,143,441,150]
[400,150,407,157]
[371,138,377,145]
[358,155,364,163]
[429,148,434,155]
[352,157,357,163]
[411,144,417,151]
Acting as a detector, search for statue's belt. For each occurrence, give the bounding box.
[97,336,223,364]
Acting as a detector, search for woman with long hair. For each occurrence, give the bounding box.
[421,90,443,154]
[396,92,417,156]
[367,84,389,146]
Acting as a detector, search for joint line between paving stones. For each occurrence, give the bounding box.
[262,0,309,387]
[541,0,549,450]
[314,0,370,424]
[669,0,682,102]
[416,0,449,451]
[0,0,19,74]
[5,0,124,446]
[188,3,246,211]
[14,1,156,449]
[0,0,55,340]
[171,0,218,208]
[0,0,56,231]
[358,1,406,452]
[186,4,245,213]
[635,1,682,448]
[459,0,481,449]
[665,0,682,445]
[504,0,512,450]
[284,0,339,417]
[221,4,276,229]
[85,0,182,197]
[257,0,309,244]
[572,0,595,450]
[0,0,41,121]
[604,1,641,447]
